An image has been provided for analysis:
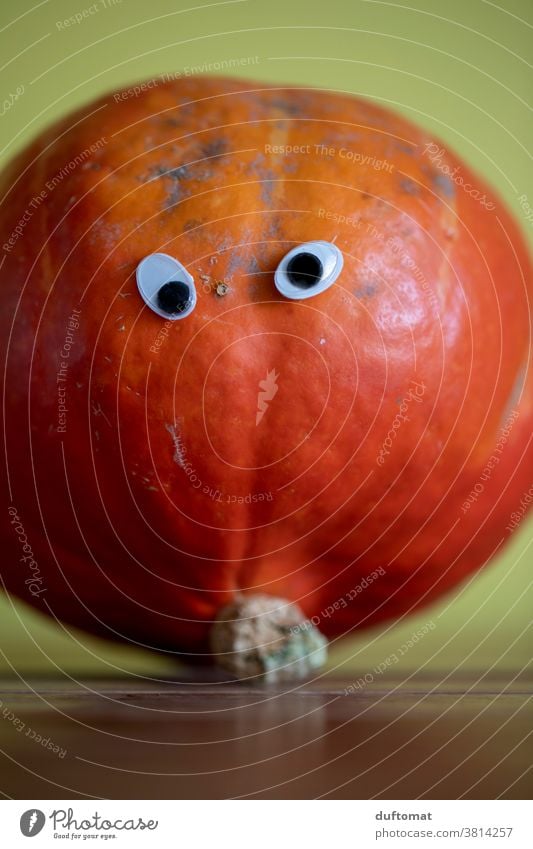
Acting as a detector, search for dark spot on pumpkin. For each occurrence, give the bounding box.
[225,252,247,276]
[163,184,183,210]
[183,219,202,232]
[247,255,261,274]
[354,283,377,299]
[400,177,420,195]
[265,217,282,240]
[268,98,303,116]
[259,169,278,205]
[432,172,455,198]
[202,138,228,158]
[178,163,214,184]
[147,163,199,185]
[149,163,212,209]
[248,151,266,168]
[216,237,234,254]
[281,158,298,174]
[146,164,167,179]
[166,165,190,181]
[395,144,415,155]
[261,181,275,204]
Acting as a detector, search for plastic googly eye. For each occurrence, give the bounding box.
[274,241,343,300]
[136,252,196,320]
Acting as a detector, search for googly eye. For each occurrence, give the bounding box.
[136,252,196,320]
[274,241,343,300]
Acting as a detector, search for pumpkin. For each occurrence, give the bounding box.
[1,77,531,680]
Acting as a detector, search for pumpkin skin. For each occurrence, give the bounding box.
[0,76,531,663]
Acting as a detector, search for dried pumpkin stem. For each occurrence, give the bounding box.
[210,593,328,683]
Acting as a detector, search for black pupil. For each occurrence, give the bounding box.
[157,280,191,314]
[286,252,323,288]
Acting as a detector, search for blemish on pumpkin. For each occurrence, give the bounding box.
[225,251,248,277]
[143,163,192,207]
[183,219,202,232]
[281,159,298,174]
[167,165,191,182]
[164,184,182,210]
[247,255,261,274]
[141,164,166,182]
[202,138,228,157]
[260,175,277,205]
[354,283,377,299]
[165,422,186,469]
[91,402,111,427]
[216,282,230,296]
[432,172,455,198]
[400,177,420,195]
[395,143,415,155]
[269,98,303,116]
[216,236,233,253]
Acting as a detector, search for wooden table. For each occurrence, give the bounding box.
[0,671,530,799]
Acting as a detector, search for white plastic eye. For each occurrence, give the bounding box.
[136,252,196,320]
[274,241,343,300]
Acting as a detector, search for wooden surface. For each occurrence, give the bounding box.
[0,670,531,799]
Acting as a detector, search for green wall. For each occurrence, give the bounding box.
[1,0,531,676]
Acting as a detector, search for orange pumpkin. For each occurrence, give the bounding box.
[1,77,531,678]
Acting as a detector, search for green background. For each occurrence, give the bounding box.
[0,0,531,677]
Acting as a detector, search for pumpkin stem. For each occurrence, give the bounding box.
[209,593,328,683]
